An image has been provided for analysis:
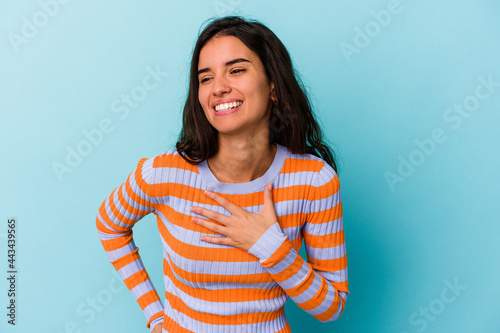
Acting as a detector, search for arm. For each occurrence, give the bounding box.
[247,164,348,322]
[96,157,164,330]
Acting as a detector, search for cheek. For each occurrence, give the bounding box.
[198,88,209,110]
[243,82,268,105]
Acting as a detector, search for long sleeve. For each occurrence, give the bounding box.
[248,163,348,322]
[96,157,164,329]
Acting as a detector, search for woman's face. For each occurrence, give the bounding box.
[197,35,275,138]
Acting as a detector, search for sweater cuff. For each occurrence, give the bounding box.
[148,313,163,331]
[248,222,287,263]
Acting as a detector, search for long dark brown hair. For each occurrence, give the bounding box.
[176,15,338,171]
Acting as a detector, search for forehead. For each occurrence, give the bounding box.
[198,35,258,67]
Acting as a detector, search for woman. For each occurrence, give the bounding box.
[96,15,348,332]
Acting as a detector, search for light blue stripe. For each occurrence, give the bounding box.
[317,267,348,284]
[305,242,346,261]
[303,217,343,235]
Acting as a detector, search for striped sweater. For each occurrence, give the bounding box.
[96,143,348,332]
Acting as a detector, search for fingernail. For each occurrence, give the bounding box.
[205,190,213,197]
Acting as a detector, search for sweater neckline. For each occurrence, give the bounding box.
[197,144,287,194]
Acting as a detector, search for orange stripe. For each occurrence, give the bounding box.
[164,290,283,325]
[306,202,343,224]
[308,254,348,272]
[281,158,324,174]
[152,154,200,173]
[137,289,161,310]
[303,229,345,248]
[123,269,151,290]
[100,232,133,252]
[279,212,306,228]
[331,280,349,294]
[110,247,140,270]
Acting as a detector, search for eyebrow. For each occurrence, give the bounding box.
[197,58,251,76]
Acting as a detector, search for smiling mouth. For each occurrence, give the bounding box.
[214,101,243,112]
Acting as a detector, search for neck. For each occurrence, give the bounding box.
[208,133,277,183]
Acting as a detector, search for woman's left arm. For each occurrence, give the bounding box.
[191,164,348,322]
[247,165,348,322]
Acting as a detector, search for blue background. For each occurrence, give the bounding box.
[1,0,499,332]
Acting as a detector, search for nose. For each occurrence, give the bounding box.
[212,74,231,96]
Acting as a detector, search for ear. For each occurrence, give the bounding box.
[270,82,277,103]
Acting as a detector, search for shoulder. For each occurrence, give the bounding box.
[282,147,338,188]
[136,148,199,183]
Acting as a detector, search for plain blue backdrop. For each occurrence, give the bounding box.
[1,0,499,332]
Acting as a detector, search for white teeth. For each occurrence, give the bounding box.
[215,101,242,112]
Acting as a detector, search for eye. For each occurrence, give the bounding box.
[230,68,246,74]
[199,76,211,84]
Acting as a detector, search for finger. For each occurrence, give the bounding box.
[192,217,226,234]
[200,235,234,246]
[191,206,228,224]
[205,191,242,214]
